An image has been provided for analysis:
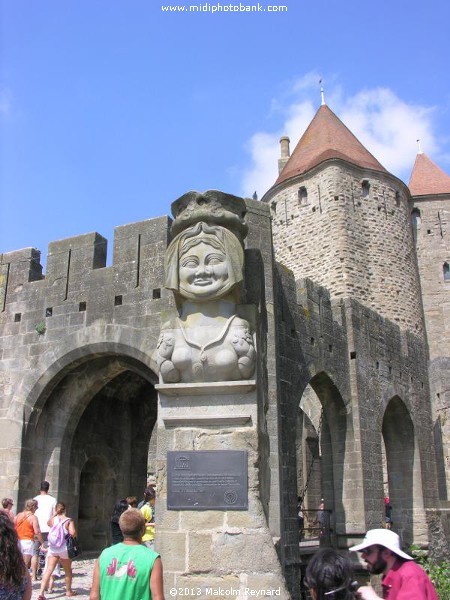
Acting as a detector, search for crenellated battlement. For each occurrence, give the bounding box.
[0,216,172,331]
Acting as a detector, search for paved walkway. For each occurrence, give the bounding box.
[31,558,97,600]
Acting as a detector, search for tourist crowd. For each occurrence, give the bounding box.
[0,482,439,600]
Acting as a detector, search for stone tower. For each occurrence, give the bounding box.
[261,101,447,567]
[410,151,450,501]
[263,103,425,336]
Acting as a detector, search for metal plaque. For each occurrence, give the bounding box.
[167,450,248,510]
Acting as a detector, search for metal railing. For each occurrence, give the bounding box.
[298,509,333,546]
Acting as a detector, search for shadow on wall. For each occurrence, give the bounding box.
[382,396,422,547]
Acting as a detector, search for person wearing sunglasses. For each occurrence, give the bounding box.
[349,529,437,599]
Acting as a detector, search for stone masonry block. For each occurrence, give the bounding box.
[211,531,277,573]
[188,532,213,572]
[180,510,225,531]
[156,532,187,572]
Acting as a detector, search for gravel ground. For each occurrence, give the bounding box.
[31,558,97,600]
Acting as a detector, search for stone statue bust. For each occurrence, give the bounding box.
[155,191,256,384]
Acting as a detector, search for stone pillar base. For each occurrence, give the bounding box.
[155,381,290,599]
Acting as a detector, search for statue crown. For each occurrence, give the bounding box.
[171,190,248,242]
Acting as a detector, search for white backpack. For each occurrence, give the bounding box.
[48,517,70,547]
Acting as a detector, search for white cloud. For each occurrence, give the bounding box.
[240,100,316,199]
[340,88,437,175]
[240,76,439,198]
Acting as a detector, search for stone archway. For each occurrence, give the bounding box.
[382,396,426,547]
[295,372,354,545]
[19,352,158,551]
[297,385,322,531]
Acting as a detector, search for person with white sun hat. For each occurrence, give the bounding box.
[349,529,437,600]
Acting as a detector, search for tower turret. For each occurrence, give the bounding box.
[409,150,450,500]
[409,150,450,356]
[262,103,425,335]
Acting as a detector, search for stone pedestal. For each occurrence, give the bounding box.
[155,381,290,599]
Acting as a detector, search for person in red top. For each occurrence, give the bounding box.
[350,529,438,600]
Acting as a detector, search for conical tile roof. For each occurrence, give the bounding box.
[275,104,386,186]
[408,152,450,196]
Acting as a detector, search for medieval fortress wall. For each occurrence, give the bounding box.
[412,192,450,504]
[263,151,450,569]
[0,217,170,494]
[0,167,449,595]
[267,162,425,336]
[413,194,450,359]
[274,271,443,577]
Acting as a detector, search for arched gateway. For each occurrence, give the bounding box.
[16,344,157,551]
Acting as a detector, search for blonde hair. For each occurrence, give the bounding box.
[119,508,145,540]
[55,502,66,515]
[24,499,38,512]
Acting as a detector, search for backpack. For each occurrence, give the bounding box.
[48,517,70,547]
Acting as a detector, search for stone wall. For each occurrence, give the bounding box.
[264,161,425,336]
[0,200,292,595]
[412,194,450,359]
[274,268,446,574]
[0,188,448,598]
[412,193,450,503]
[0,216,171,506]
[429,358,450,504]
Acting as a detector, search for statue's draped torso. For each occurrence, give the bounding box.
[157,315,255,383]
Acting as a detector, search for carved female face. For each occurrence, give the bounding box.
[179,240,229,300]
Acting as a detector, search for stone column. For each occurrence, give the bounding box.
[155,381,290,599]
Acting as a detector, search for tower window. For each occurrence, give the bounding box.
[298,186,308,206]
[411,208,421,244]
[361,179,370,198]
[395,191,401,206]
[411,208,421,227]
[444,262,450,281]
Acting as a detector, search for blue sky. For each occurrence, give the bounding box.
[1,0,450,268]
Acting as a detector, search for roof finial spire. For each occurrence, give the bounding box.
[416,139,423,154]
[319,79,325,106]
